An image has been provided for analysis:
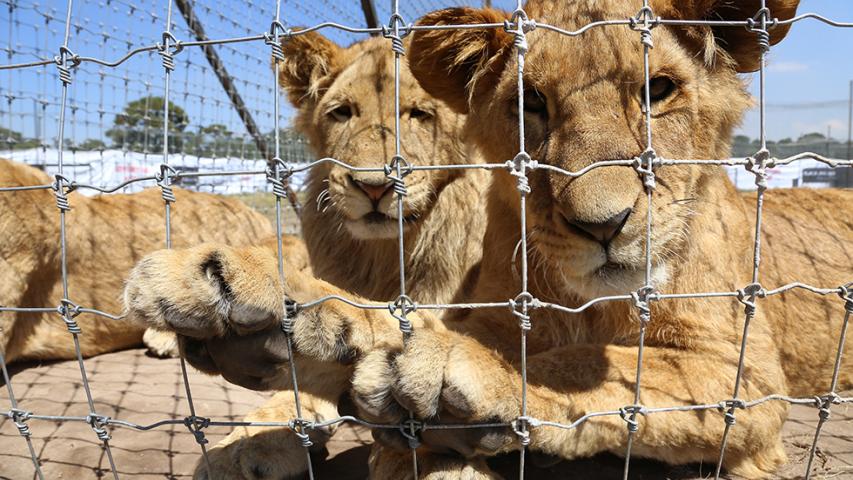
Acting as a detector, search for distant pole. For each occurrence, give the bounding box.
[361,0,380,35]
[846,80,852,186]
[847,80,852,161]
[484,0,492,7]
[827,124,831,156]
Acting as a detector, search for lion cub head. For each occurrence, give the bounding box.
[410,0,799,298]
[278,33,467,240]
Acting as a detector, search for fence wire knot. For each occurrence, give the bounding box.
[384,155,411,197]
[747,149,771,190]
[52,174,76,211]
[512,416,534,446]
[58,298,83,334]
[619,405,646,433]
[282,298,300,335]
[183,415,210,446]
[633,149,657,190]
[631,285,655,325]
[718,399,746,426]
[630,6,658,49]
[10,408,33,437]
[157,31,184,72]
[382,14,411,56]
[289,418,314,447]
[504,9,534,56]
[814,393,840,421]
[510,292,535,331]
[54,46,80,85]
[737,283,764,316]
[399,418,423,449]
[154,164,177,203]
[87,414,112,441]
[265,20,291,62]
[507,152,533,194]
[839,283,852,312]
[390,295,417,336]
[746,8,775,54]
[266,157,294,200]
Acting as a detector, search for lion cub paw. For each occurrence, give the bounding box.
[369,444,503,480]
[124,245,283,339]
[352,332,519,457]
[142,328,179,358]
[193,425,332,480]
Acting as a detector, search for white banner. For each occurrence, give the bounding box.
[1,148,844,195]
[0,148,308,195]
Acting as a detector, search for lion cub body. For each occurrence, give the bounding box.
[346,0,851,478]
[0,159,272,363]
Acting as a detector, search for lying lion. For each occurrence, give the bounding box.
[0,158,273,363]
[125,32,488,479]
[124,0,852,478]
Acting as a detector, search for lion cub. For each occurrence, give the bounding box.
[0,158,272,364]
[124,33,488,479]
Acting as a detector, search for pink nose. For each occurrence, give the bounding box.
[354,179,393,203]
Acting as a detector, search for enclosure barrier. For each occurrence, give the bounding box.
[1,1,852,480]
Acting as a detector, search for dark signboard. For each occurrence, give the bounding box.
[801,168,836,184]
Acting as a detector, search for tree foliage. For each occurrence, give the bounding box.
[106,96,189,153]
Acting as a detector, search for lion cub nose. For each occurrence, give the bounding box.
[565,208,632,245]
[352,176,394,204]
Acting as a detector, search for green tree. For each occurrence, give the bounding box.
[77,138,107,151]
[0,127,40,150]
[106,96,189,153]
[797,132,826,144]
[732,134,751,145]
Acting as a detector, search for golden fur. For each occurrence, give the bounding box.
[347,1,850,478]
[122,1,851,478]
[0,158,273,363]
[123,33,488,479]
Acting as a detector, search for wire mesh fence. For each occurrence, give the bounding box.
[0,0,852,479]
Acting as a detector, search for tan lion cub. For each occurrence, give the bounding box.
[124,0,851,478]
[124,32,487,479]
[0,158,272,363]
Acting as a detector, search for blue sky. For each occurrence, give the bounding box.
[740,0,853,141]
[1,0,851,150]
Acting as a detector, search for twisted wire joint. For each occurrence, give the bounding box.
[155,163,178,203]
[184,415,211,446]
[87,414,112,441]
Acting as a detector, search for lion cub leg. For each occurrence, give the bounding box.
[195,389,342,480]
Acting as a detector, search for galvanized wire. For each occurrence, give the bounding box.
[0,3,851,480]
[269,0,316,477]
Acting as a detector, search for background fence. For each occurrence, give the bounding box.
[0,1,852,480]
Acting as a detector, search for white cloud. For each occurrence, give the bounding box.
[766,61,809,73]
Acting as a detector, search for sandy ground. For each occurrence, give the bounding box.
[1,348,851,480]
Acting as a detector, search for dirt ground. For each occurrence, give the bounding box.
[1,348,851,480]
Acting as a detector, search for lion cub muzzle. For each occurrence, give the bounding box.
[548,165,643,248]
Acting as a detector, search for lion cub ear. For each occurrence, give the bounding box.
[656,0,800,73]
[409,8,514,114]
[275,31,345,107]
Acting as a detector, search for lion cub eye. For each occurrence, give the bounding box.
[646,77,676,103]
[329,105,353,122]
[408,107,433,121]
[523,88,547,117]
